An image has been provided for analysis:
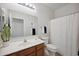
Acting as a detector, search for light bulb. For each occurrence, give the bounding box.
[29,4,33,7]
[25,3,29,6]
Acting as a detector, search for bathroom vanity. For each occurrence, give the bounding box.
[7,43,44,56]
[0,37,45,56]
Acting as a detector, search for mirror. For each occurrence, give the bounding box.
[0,7,38,38]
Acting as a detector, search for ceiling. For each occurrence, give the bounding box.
[42,3,69,11]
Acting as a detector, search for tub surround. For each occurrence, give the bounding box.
[0,36,44,56]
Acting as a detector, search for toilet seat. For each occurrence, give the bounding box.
[46,44,57,52]
[40,36,57,55]
[46,44,56,49]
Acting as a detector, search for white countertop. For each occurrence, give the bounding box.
[0,36,44,56]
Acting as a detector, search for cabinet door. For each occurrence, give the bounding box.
[18,47,35,56]
[27,52,36,56]
[37,48,44,56]
[7,47,36,56]
[36,44,45,56]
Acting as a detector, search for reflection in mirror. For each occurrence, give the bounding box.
[12,18,24,37]
[44,26,47,34]
[0,16,2,32]
[0,16,4,32]
[0,6,38,38]
[32,28,36,35]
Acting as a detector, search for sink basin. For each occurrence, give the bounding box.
[18,41,31,47]
[6,41,24,47]
[10,40,32,47]
[27,39,37,42]
[3,39,40,48]
[18,39,38,47]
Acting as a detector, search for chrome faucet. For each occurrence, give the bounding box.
[24,39,27,42]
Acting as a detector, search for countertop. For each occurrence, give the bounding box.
[0,36,44,56]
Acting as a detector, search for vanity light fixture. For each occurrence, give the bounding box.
[18,3,36,10]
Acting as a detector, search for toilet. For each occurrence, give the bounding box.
[41,36,57,56]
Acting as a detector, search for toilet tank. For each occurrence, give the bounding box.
[41,37,49,44]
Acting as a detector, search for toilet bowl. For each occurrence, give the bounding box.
[46,44,56,56]
[41,36,57,56]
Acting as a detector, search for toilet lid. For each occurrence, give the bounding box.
[46,44,56,50]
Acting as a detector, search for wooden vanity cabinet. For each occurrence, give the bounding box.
[36,44,45,56]
[18,47,36,56]
[7,43,45,56]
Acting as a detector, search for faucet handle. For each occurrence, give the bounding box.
[24,39,27,42]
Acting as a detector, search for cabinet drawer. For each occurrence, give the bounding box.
[36,43,44,50]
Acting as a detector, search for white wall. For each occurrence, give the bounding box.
[34,4,54,37]
[54,3,79,18]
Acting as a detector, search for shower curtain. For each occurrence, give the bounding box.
[50,13,79,56]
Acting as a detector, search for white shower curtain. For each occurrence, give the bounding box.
[50,13,79,56]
